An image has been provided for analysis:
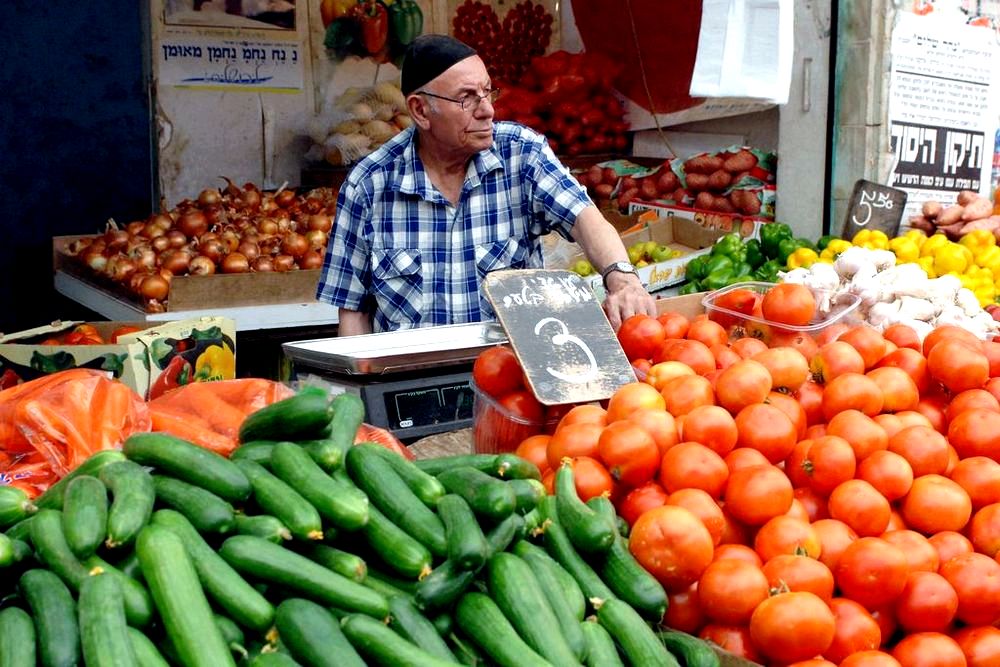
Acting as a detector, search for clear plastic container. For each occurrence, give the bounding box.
[701,281,862,341]
[471,381,558,455]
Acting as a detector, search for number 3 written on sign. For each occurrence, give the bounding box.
[533,317,599,384]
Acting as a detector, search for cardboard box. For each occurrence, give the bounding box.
[628,201,769,240]
[568,209,757,294]
[53,236,322,311]
[0,317,236,399]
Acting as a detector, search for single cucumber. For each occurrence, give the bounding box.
[414,514,522,613]
[78,573,136,667]
[116,551,144,582]
[595,598,678,667]
[414,454,499,477]
[508,478,546,514]
[230,440,277,465]
[239,387,334,443]
[235,460,324,541]
[83,555,154,628]
[581,620,624,667]
[100,460,155,549]
[522,506,543,535]
[150,509,275,632]
[0,607,36,667]
[555,462,615,554]
[235,513,293,543]
[0,485,36,529]
[437,494,487,571]
[269,442,369,531]
[537,496,615,604]
[4,515,33,542]
[306,544,367,582]
[486,552,581,667]
[431,613,453,638]
[215,615,248,661]
[35,450,126,510]
[447,632,486,667]
[29,509,90,592]
[454,593,550,667]
[656,631,722,667]
[219,535,389,619]
[436,466,516,521]
[596,533,668,623]
[152,475,235,534]
[62,475,108,559]
[512,539,587,621]
[19,569,79,667]
[127,628,170,667]
[367,445,445,507]
[124,432,250,503]
[275,598,365,667]
[250,653,302,667]
[0,533,13,568]
[323,392,366,464]
[511,540,587,660]
[346,444,447,556]
[299,438,345,472]
[6,537,32,568]
[364,568,417,600]
[340,614,459,667]
[136,525,236,667]
[494,453,542,480]
[360,505,432,579]
[388,596,457,663]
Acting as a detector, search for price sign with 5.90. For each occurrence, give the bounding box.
[841,179,908,239]
[483,269,636,405]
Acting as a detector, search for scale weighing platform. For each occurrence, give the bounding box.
[282,322,508,442]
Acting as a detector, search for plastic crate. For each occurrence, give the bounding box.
[471,381,557,455]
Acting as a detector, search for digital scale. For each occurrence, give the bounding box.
[282,322,509,442]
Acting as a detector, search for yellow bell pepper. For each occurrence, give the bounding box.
[826,239,853,255]
[905,229,928,246]
[787,247,820,269]
[867,230,890,250]
[960,229,996,250]
[194,343,236,381]
[917,256,937,278]
[852,230,872,246]
[920,233,951,258]
[819,247,838,262]
[888,237,920,263]
[932,244,968,275]
[975,284,996,307]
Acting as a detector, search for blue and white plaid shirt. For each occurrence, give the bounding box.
[316,121,592,332]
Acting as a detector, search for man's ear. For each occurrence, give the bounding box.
[407,95,432,130]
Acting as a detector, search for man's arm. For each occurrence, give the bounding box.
[338,308,373,337]
[570,205,657,330]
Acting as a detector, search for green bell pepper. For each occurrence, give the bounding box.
[685,255,710,282]
[817,234,839,251]
[753,258,783,283]
[389,0,423,47]
[704,255,735,276]
[743,239,764,269]
[710,233,746,263]
[679,281,702,295]
[760,222,793,260]
[777,237,809,265]
[703,268,735,291]
[732,261,754,279]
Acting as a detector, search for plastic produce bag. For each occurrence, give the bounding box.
[0,369,151,495]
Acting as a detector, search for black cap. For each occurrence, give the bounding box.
[401,34,478,96]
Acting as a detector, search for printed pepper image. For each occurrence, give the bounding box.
[352,0,389,56]
[389,0,422,47]
[194,343,236,382]
[149,355,193,400]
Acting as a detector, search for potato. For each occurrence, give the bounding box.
[921,200,943,220]
[618,187,640,210]
[671,188,690,203]
[936,204,965,226]
[587,165,604,184]
[723,149,758,174]
[959,216,1000,235]
[961,196,993,221]
[602,168,617,185]
[695,192,715,210]
[908,215,935,233]
[639,178,659,200]
[594,184,614,198]
[731,190,762,216]
[684,155,725,175]
[621,176,638,191]
[657,170,679,194]
[707,170,733,191]
[957,190,979,206]
[938,221,965,241]
[686,173,710,191]
[713,196,736,213]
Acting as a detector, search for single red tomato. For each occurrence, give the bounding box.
[472,346,524,398]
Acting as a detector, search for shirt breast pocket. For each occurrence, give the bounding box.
[371,248,423,327]
[475,237,530,280]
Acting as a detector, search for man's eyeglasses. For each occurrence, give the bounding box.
[417,88,501,112]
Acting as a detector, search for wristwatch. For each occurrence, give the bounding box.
[600,261,639,289]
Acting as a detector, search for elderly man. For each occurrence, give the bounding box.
[317,34,655,335]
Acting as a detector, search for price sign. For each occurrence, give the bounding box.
[483,269,636,405]
[841,179,908,239]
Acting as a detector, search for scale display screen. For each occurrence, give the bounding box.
[384,381,475,430]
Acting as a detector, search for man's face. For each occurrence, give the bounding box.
[419,56,495,157]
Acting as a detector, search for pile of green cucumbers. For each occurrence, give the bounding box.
[0,387,722,667]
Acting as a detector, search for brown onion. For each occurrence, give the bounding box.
[142,222,166,239]
[159,250,191,275]
[200,239,226,263]
[66,237,94,256]
[105,229,131,251]
[304,230,328,249]
[108,256,137,282]
[126,220,146,236]
[257,219,278,235]
[220,229,241,252]
[307,214,333,233]
[128,272,149,293]
[149,213,173,229]
[189,255,216,275]
[299,249,324,270]
[166,230,188,248]
[221,252,250,274]
[151,235,171,253]
[221,176,241,199]
[304,197,323,215]
[242,188,261,211]
[198,188,221,207]
[237,240,260,261]
[177,209,208,238]
[253,256,274,272]
[140,274,170,301]
[275,189,296,208]
[273,254,296,272]
[282,233,309,258]
[145,298,166,314]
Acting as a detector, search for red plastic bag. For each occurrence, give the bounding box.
[0,369,151,495]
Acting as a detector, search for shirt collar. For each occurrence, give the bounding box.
[394,127,505,198]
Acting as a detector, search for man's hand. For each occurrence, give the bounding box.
[602,271,657,330]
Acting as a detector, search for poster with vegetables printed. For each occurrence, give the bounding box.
[322,0,428,64]
[448,0,559,83]
[888,11,1000,224]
